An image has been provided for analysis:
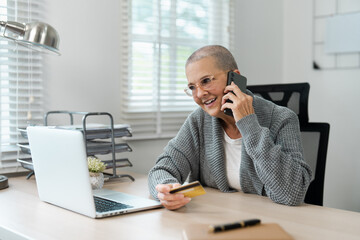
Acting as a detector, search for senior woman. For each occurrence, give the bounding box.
[148,45,311,210]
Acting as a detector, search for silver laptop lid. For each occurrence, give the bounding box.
[27,126,97,218]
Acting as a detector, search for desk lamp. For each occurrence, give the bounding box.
[0,20,60,189]
[0,20,60,55]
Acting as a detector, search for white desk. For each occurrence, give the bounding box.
[1,172,360,240]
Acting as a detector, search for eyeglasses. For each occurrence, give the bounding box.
[184,72,226,97]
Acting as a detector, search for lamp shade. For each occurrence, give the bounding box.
[19,22,60,55]
[0,21,60,55]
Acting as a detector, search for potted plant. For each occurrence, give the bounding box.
[87,156,107,190]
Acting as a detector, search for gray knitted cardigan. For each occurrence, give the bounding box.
[148,91,312,206]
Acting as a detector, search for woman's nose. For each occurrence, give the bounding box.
[195,86,208,98]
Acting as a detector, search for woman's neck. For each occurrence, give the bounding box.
[221,116,242,139]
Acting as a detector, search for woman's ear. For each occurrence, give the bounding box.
[233,69,241,75]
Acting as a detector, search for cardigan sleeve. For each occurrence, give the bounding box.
[147,113,202,200]
[236,107,312,206]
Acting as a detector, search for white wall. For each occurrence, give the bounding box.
[233,0,284,85]
[45,0,122,116]
[45,0,359,212]
[283,1,360,212]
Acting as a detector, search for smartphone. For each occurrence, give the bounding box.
[224,72,247,117]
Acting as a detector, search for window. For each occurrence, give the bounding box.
[120,0,234,139]
[0,0,45,173]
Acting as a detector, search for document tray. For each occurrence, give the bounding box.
[86,141,132,155]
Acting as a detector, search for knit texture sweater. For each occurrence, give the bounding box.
[148,92,312,206]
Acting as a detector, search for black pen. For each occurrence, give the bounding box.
[209,219,261,233]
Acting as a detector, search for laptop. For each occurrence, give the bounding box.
[27,126,162,218]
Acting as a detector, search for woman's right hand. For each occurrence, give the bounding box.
[156,183,191,210]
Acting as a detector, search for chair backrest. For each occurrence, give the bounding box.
[247,82,329,206]
[300,123,330,206]
[247,82,310,125]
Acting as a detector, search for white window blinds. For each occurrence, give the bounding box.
[0,0,45,173]
[120,0,234,139]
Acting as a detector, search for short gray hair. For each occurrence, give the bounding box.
[185,45,238,71]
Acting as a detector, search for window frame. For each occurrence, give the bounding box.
[120,0,234,140]
[0,0,46,174]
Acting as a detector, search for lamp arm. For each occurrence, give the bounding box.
[0,21,25,39]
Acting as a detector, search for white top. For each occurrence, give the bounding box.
[223,130,242,191]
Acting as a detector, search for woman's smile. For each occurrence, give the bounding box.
[203,97,217,106]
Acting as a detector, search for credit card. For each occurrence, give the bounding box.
[169,181,206,198]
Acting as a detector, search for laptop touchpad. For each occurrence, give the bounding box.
[93,188,136,201]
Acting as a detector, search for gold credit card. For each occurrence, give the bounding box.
[169,181,206,198]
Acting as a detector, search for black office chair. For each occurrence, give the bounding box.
[301,122,330,206]
[247,82,310,125]
[248,82,330,206]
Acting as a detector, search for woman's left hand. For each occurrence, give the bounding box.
[221,82,255,122]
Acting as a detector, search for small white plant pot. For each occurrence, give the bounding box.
[89,172,104,190]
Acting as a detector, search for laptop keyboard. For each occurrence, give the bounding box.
[94,196,133,213]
